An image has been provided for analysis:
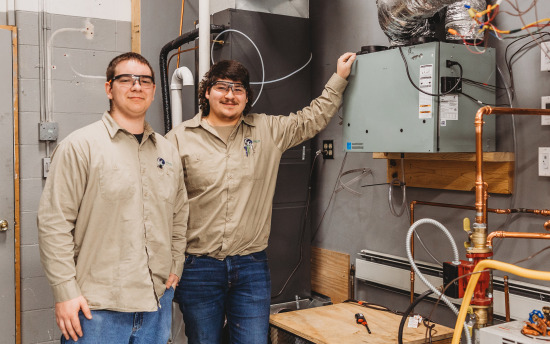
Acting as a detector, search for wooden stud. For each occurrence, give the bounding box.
[131,0,141,53]
[0,24,21,344]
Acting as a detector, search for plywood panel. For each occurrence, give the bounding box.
[311,247,350,304]
[373,152,514,194]
[270,303,453,344]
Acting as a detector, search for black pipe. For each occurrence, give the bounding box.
[159,24,226,134]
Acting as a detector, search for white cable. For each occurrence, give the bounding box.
[64,53,104,79]
[250,53,312,85]
[211,29,265,107]
[46,25,91,121]
[406,218,471,344]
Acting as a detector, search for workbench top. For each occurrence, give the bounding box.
[269,302,454,344]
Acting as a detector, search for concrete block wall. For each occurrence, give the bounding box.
[15,2,131,342]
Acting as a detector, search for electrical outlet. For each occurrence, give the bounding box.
[43,157,51,178]
[539,147,550,177]
[322,140,334,159]
[541,96,550,125]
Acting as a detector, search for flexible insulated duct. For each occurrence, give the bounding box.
[376,0,486,45]
[445,0,486,41]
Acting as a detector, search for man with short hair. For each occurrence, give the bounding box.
[38,52,188,344]
[166,52,356,343]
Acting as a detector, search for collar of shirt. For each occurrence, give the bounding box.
[101,111,157,145]
[188,112,256,129]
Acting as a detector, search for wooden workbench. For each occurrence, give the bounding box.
[270,303,454,344]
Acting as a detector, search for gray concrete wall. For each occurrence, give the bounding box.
[310,0,550,327]
[16,10,130,343]
[141,0,198,133]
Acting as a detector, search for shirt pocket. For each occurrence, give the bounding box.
[155,165,176,204]
[184,155,219,190]
[99,165,136,201]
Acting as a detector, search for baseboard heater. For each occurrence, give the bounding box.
[356,250,550,320]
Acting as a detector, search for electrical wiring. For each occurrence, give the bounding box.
[491,65,517,255]
[459,91,510,107]
[211,29,312,106]
[461,78,503,90]
[167,46,198,73]
[398,47,463,97]
[397,290,435,344]
[500,32,550,102]
[512,245,550,265]
[211,29,265,107]
[343,299,402,315]
[388,156,407,217]
[272,150,323,299]
[501,0,538,17]
[406,219,472,344]
[176,0,185,67]
[311,152,349,242]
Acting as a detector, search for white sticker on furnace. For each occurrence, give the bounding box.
[418,64,433,119]
[440,94,459,121]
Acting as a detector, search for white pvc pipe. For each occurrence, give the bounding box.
[198,0,210,81]
[170,67,194,128]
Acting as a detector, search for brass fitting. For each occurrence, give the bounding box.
[469,223,490,253]
[473,306,490,328]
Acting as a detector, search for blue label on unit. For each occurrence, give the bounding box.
[347,142,351,150]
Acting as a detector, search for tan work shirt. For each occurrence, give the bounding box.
[38,112,188,312]
[166,73,347,259]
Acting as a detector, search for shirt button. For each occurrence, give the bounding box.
[228,175,232,179]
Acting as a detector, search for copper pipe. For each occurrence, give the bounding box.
[546,220,550,232]
[503,276,510,322]
[487,231,550,247]
[176,0,185,67]
[475,106,550,225]
[408,200,550,304]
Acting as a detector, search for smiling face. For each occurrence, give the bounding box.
[105,59,156,121]
[205,78,248,125]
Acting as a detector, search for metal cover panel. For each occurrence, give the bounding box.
[343,43,439,153]
[438,43,496,152]
[343,42,496,153]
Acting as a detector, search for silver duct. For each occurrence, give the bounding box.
[446,0,486,41]
[377,0,487,46]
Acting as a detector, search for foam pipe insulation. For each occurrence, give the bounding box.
[377,0,486,45]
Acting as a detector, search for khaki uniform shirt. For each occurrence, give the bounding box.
[166,73,347,259]
[38,112,188,312]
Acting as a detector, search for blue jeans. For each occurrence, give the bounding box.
[61,287,174,344]
[174,251,271,344]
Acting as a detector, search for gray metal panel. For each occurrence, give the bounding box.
[212,9,312,304]
[343,43,439,152]
[438,43,496,152]
[343,42,496,153]
[0,28,15,344]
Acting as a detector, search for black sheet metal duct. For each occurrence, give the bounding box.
[159,24,225,134]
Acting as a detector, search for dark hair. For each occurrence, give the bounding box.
[198,60,254,116]
[106,52,155,110]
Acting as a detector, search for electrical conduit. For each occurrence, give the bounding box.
[406,218,471,344]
